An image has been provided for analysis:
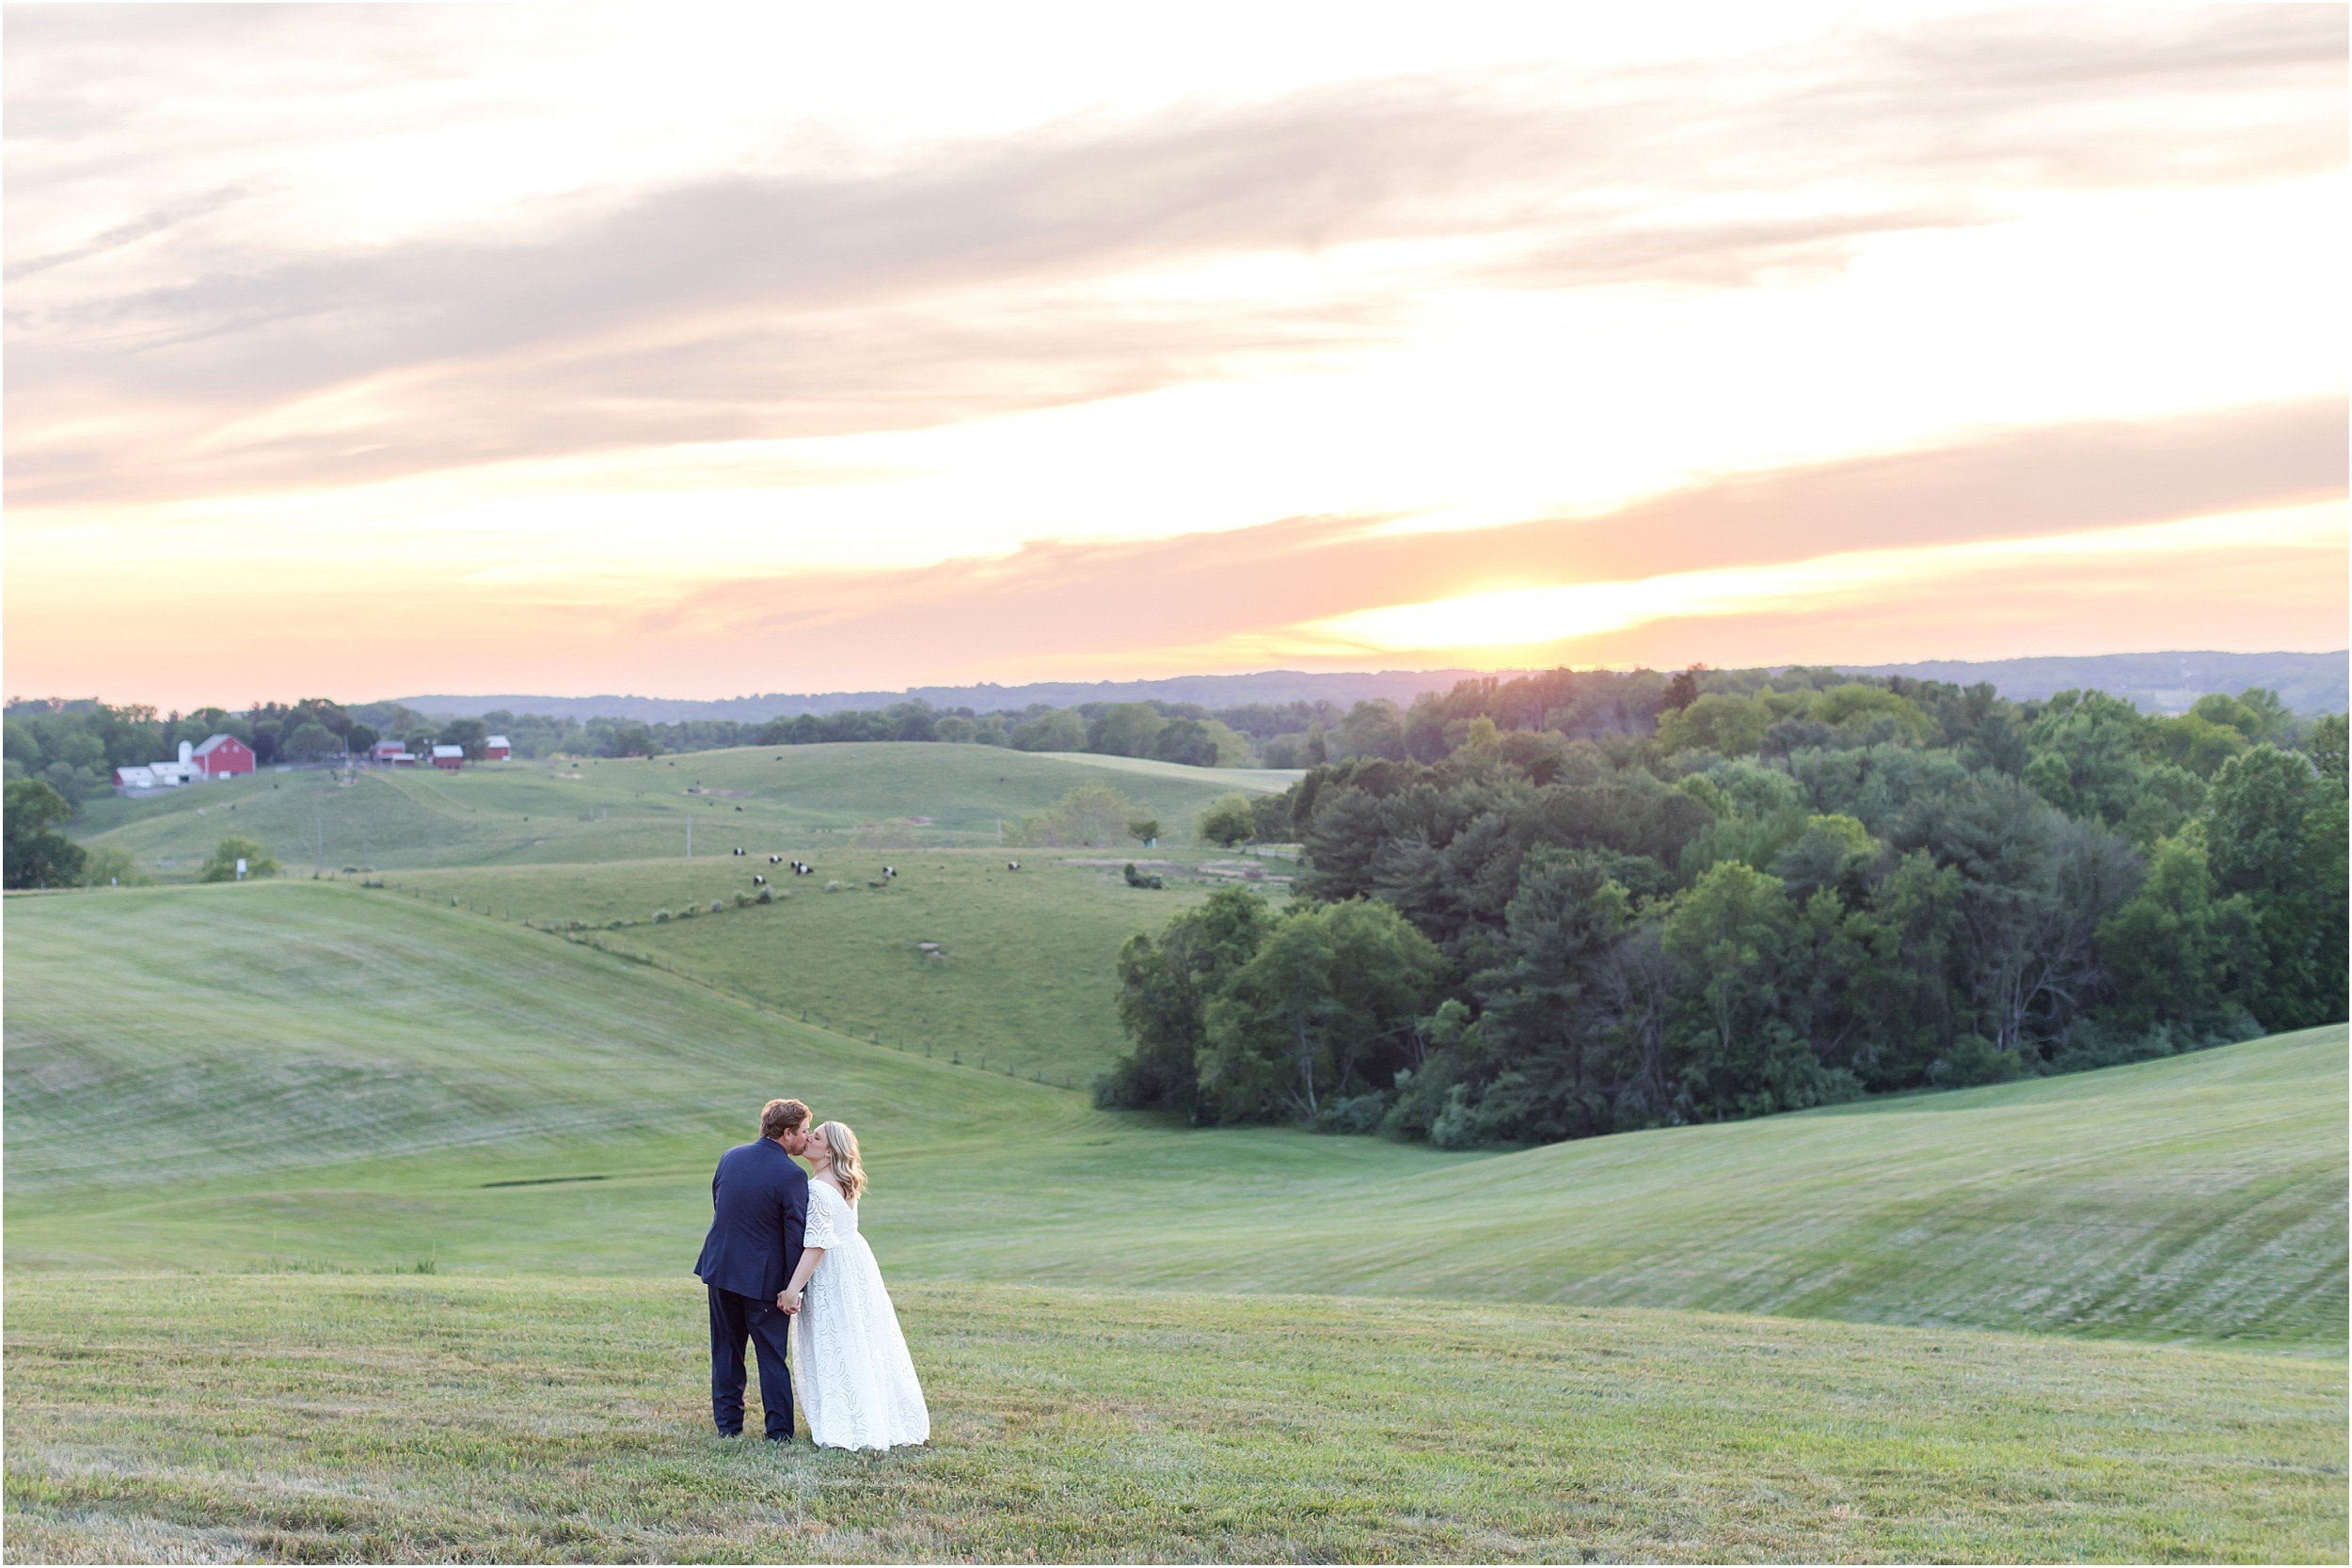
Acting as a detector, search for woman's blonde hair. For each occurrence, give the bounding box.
[814,1120,866,1202]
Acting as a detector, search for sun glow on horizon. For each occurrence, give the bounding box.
[1296,501,2351,659]
[3,7,2344,705]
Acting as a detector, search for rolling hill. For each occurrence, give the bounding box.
[377,847,1285,1085]
[7,879,2344,1560]
[391,649,2351,723]
[8,880,2342,1348]
[64,743,1297,881]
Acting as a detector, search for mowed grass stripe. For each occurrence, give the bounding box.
[3,1276,2342,1563]
[1,881,1075,1196]
[8,882,2344,1347]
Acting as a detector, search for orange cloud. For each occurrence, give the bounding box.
[8,403,2341,707]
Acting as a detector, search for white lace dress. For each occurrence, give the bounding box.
[790,1180,930,1450]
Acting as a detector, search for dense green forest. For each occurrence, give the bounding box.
[14,660,2341,809]
[1100,667,2349,1147]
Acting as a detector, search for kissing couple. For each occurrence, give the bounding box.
[694,1098,930,1449]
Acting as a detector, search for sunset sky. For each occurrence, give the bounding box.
[5,4,2345,709]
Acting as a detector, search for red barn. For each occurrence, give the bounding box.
[484,735,512,761]
[431,744,465,770]
[192,733,256,778]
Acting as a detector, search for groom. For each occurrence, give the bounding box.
[695,1097,812,1441]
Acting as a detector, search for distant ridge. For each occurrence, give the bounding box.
[1848,651,2346,716]
[390,670,1503,723]
[394,650,2346,723]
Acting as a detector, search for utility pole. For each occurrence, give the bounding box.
[315,816,325,877]
[687,814,692,858]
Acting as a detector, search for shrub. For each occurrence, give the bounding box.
[1930,1035,2024,1087]
[198,835,278,883]
[78,846,152,889]
[1198,793,1257,847]
[1018,781,1136,847]
[1317,1089,1392,1135]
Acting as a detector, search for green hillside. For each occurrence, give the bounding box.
[64,743,1277,880]
[1026,750,1300,794]
[7,879,2345,1560]
[8,882,2343,1348]
[380,848,1290,1083]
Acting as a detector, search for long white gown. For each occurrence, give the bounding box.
[790,1179,930,1449]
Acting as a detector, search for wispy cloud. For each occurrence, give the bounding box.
[8,7,2341,508]
[4,6,2344,704]
[625,398,2347,666]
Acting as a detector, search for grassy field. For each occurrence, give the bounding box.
[1025,751,1299,795]
[376,848,1290,1084]
[64,743,1289,880]
[7,877,2345,1560]
[8,882,2344,1350]
[5,1276,2342,1563]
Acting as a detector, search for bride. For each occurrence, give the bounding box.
[778,1120,930,1450]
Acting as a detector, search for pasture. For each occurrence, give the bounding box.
[5,830,2346,1560]
[63,743,1291,880]
[8,884,2344,1348]
[381,848,1288,1083]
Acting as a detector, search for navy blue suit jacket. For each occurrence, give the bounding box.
[694,1138,808,1301]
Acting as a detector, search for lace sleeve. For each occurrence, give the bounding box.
[803,1183,842,1249]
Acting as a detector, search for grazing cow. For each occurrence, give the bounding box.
[769,854,782,864]
[1007,860,1022,871]
[882,865,897,879]
[754,875,767,886]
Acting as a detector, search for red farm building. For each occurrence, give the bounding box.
[431,744,465,770]
[192,733,256,778]
[484,735,512,761]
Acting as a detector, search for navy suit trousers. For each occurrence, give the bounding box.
[707,1285,794,1439]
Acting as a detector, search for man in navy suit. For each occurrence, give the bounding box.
[694,1097,812,1440]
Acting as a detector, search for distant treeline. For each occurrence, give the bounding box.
[1098,666,2350,1148]
[3,692,1385,803]
[9,667,2344,809]
[0,696,672,804]
[8,665,2343,811]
